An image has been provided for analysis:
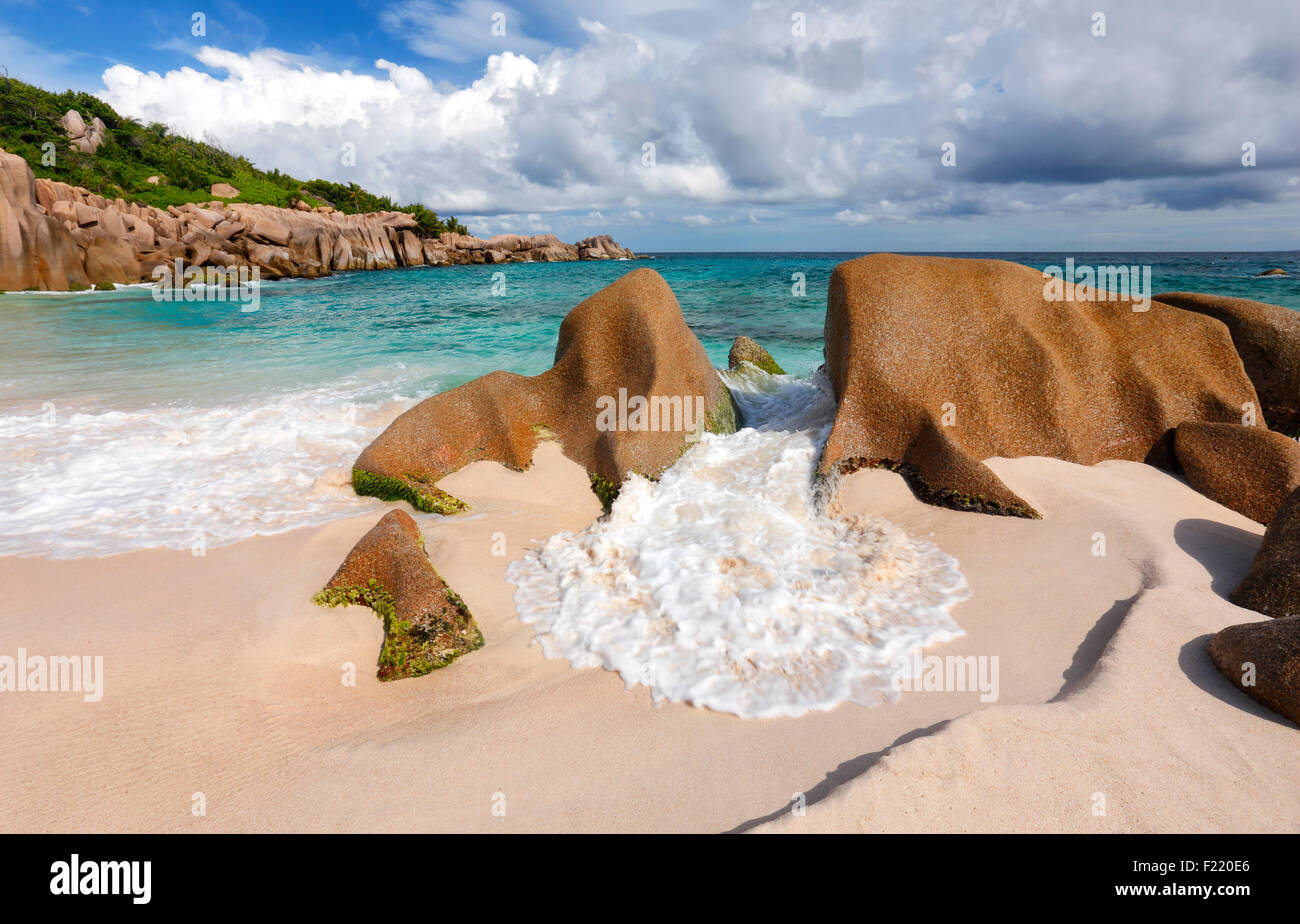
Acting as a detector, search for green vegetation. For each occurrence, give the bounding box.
[0,75,467,233]
[351,469,468,515]
[312,578,484,681]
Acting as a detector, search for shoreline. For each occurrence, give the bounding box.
[3,445,1294,833]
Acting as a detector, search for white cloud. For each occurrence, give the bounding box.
[92,0,1300,234]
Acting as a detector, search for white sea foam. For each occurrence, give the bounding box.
[0,383,416,558]
[507,370,971,718]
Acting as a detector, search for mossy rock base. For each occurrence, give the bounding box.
[352,468,467,515]
[314,579,484,681]
[831,457,1041,519]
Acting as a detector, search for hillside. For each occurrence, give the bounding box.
[0,75,467,236]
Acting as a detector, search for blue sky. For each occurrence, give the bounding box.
[3,0,1297,250]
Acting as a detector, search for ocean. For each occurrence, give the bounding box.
[1,251,1296,559]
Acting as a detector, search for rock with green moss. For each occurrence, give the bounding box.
[727,335,786,375]
[313,509,483,681]
[353,268,739,512]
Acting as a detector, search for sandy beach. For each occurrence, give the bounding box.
[3,441,1294,833]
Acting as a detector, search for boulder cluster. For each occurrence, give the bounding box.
[0,145,638,291]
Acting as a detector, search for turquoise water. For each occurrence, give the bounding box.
[0,251,1295,556]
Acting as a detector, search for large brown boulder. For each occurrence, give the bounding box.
[1174,421,1300,524]
[82,232,140,285]
[354,268,738,513]
[313,509,483,681]
[1155,292,1300,435]
[1208,615,1300,726]
[0,148,90,291]
[1231,486,1300,618]
[820,254,1260,517]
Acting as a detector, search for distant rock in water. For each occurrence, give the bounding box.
[1255,268,1288,277]
[1208,615,1300,727]
[1155,292,1300,435]
[0,144,640,290]
[1231,486,1300,619]
[353,268,738,513]
[1174,422,1300,525]
[314,509,483,681]
[819,253,1259,517]
[728,335,786,375]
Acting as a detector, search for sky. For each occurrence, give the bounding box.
[2,0,1297,250]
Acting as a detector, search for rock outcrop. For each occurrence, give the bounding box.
[819,254,1260,517]
[1231,486,1300,619]
[1155,292,1300,435]
[0,144,639,290]
[1255,268,1287,277]
[1173,421,1300,525]
[353,268,738,513]
[60,109,107,154]
[313,509,483,681]
[1208,615,1300,726]
[0,148,90,291]
[728,335,786,375]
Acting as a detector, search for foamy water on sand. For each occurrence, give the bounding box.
[508,370,971,718]
[0,382,412,557]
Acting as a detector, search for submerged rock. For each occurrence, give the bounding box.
[1174,421,1300,525]
[1255,268,1287,277]
[1155,292,1300,435]
[819,254,1259,517]
[728,335,786,375]
[353,268,738,512]
[1208,615,1300,727]
[1231,487,1300,619]
[314,509,483,681]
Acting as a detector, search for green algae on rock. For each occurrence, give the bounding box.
[313,509,483,681]
[727,335,786,375]
[354,268,738,514]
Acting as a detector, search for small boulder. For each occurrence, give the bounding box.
[1174,421,1300,524]
[1255,268,1288,277]
[210,182,240,199]
[1231,486,1300,618]
[728,335,786,375]
[1208,615,1300,726]
[314,509,483,681]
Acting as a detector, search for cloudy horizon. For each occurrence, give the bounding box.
[3,0,1297,250]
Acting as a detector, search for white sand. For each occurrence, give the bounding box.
[1,444,1294,832]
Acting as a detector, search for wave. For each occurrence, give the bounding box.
[507,370,970,718]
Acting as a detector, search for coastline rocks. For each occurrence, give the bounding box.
[820,254,1259,517]
[577,234,636,260]
[1173,421,1300,525]
[728,335,786,375]
[0,148,89,291]
[0,144,639,290]
[353,268,738,513]
[313,509,483,681]
[1231,486,1300,618]
[1208,616,1300,726]
[1155,292,1300,435]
